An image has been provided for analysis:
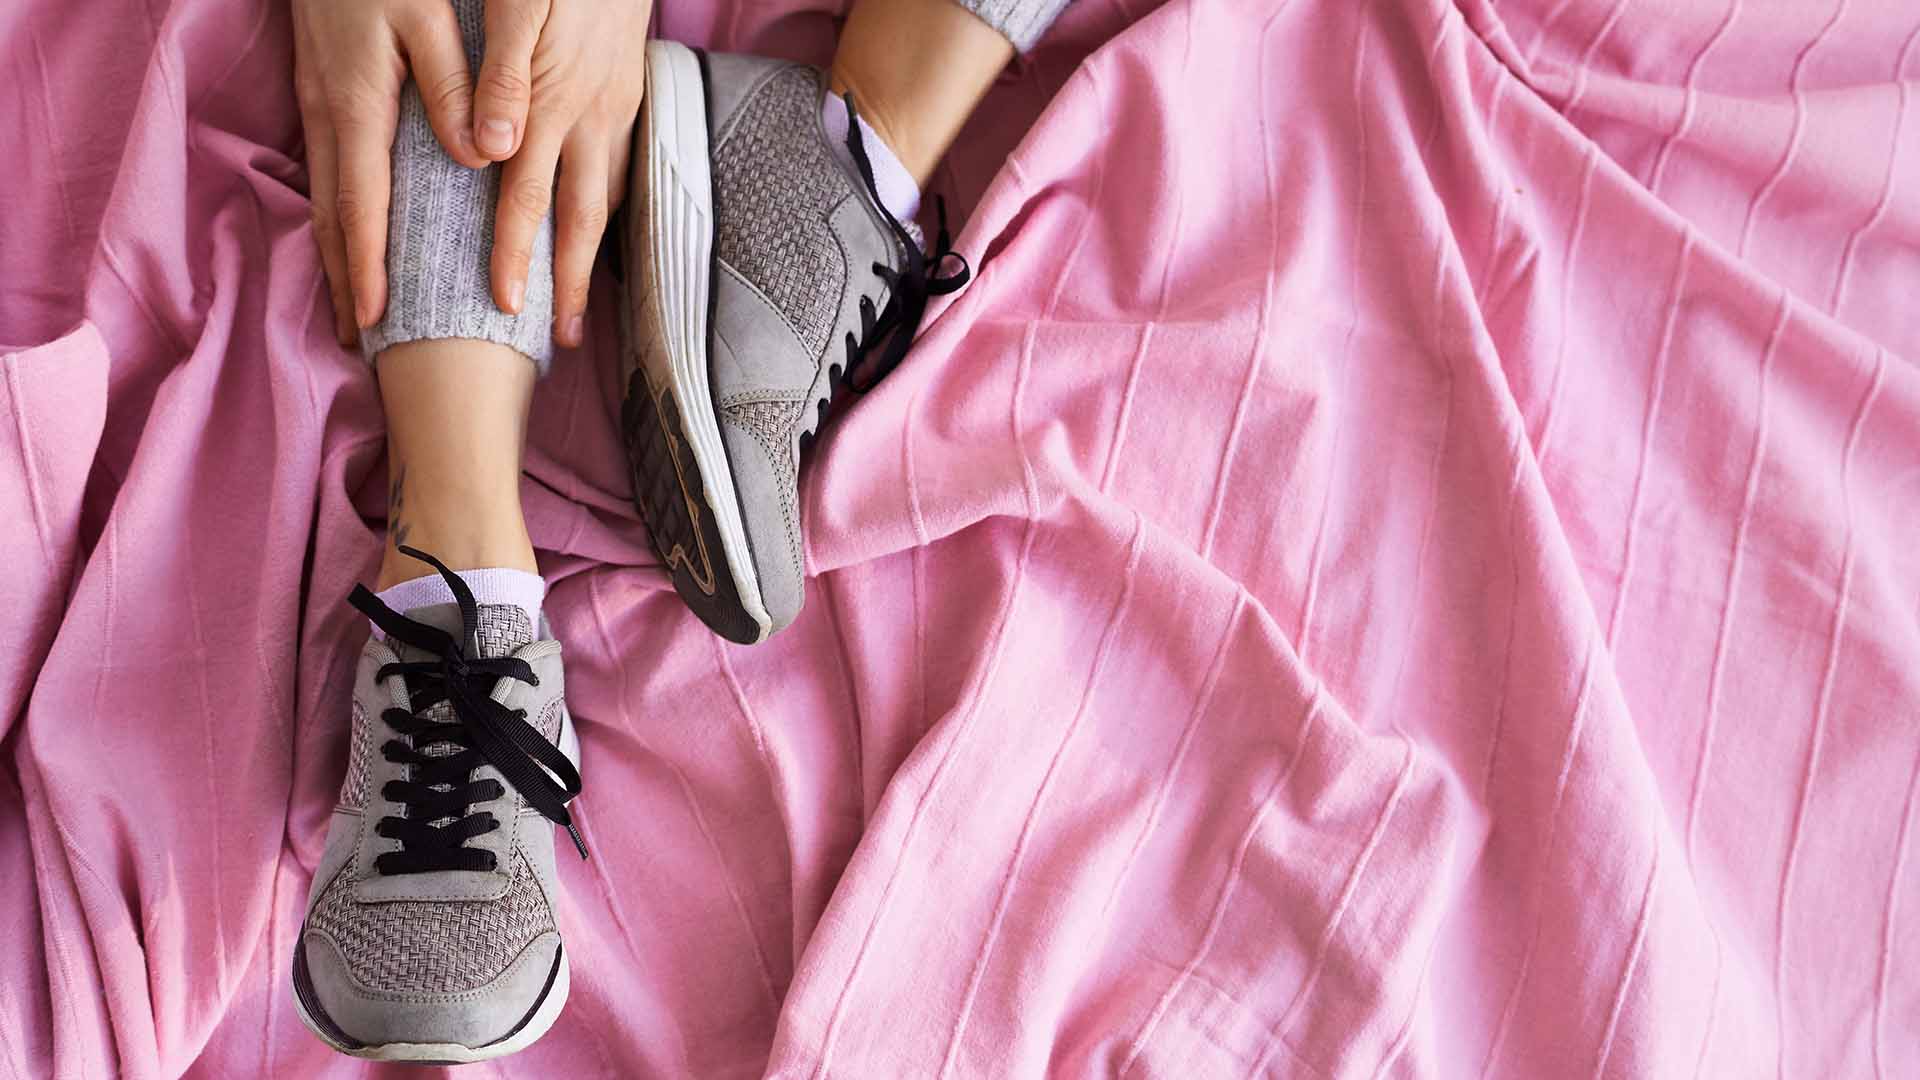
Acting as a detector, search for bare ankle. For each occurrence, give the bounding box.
[826,0,1015,184]
[375,479,536,589]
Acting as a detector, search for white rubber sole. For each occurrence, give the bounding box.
[639,40,772,640]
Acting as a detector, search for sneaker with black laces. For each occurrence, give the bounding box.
[618,40,969,644]
[292,548,585,1063]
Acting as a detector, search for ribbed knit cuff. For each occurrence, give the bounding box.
[360,0,555,374]
[950,0,1072,52]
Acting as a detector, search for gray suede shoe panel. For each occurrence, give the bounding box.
[720,398,806,628]
[339,700,376,809]
[705,52,785,146]
[711,261,818,397]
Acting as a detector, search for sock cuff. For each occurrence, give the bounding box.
[373,568,546,637]
[950,0,1071,52]
[359,0,555,374]
[821,94,923,225]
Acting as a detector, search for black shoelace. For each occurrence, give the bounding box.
[802,93,973,447]
[349,546,587,875]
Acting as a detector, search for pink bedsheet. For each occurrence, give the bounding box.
[5,0,1919,1074]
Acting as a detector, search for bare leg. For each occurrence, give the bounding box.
[828,0,1015,186]
[373,339,538,590]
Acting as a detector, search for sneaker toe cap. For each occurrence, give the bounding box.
[719,401,807,634]
[295,930,565,1055]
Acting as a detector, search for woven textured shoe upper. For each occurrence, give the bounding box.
[702,52,907,632]
[305,847,554,995]
[712,64,856,360]
[298,603,570,1048]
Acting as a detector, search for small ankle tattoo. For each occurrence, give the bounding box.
[388,463,411,552]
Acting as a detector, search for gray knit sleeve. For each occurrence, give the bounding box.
[950,0,1071,52]
[360,0,555,373]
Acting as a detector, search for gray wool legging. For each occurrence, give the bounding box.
[361,0,1070,373]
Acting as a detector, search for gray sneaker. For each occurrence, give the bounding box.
[619,41,968,643]
[292,548,585,1064]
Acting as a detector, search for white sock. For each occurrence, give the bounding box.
[822,93,922,224]
[373,567,546,637]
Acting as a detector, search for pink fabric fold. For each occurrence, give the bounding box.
[3,0,1917,1075]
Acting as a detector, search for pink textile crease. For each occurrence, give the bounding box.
[4,0,1919,1076]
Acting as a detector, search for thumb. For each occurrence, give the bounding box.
[472,0,548,160]
[395,2,486,168]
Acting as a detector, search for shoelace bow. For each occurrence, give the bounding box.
[804,93,972,444]
[349,546,586,875]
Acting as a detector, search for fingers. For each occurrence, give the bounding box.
[491,122,563,316]
[295,19,356,346]
[304,112,358,347]
[552,133,612,347]
[394,2,486,169]
[472,0,548,160]
[606,112,632,214]
[333,81,399,329]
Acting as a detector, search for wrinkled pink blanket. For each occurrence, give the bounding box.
[5,0,1919,1075]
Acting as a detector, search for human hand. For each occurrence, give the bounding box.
[466,0,649,347]
[294,0,495,346]
[293,0,649,349]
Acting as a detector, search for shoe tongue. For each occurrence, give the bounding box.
[388,602,535,662]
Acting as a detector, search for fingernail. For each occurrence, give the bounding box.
[478,119,514,156]
[564,314,583,345]
[355,299,376,328]
[507,278,525,314]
